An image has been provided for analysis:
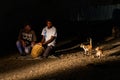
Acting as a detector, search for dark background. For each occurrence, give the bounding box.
[0,0,120,56]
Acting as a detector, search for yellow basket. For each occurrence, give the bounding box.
[31,43,44,58]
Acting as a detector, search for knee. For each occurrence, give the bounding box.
[16,40,21,46]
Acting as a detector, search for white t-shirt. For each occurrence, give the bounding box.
[41,26,57,46]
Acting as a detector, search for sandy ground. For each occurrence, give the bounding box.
[0,38,120,80]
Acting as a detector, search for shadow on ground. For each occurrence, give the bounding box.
[28,59,120,80]
[0,55,57,74]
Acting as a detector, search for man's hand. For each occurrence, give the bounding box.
[31,42,35,47]
[38,42,43,46]
[21,40,26,47]
[42,42,46,46]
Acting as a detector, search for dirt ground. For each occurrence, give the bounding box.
[0,38,120,80]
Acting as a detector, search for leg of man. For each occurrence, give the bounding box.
[42,45,54,58]
[16,41,26,56]
[25,45,32,54]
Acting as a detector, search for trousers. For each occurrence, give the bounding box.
[16,40,32,54]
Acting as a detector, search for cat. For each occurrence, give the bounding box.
[80,38,92,55]
[95,47,103,58]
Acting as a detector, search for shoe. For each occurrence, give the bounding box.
[42,56,48,59]
[48,55,57,59]
[20,53,26,56]
[34,57,43,60]
[34,57,40,59]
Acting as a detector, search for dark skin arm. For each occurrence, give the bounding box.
[18,29,26,47]
[39,35,55,46]
[40,35,45,44]
[31,31,37,46]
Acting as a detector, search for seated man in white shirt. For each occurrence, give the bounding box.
[39,20,57,58]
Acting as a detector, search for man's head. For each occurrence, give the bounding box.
[46,20,52,29]
[24,24,31,32]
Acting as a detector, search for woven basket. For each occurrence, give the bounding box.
[31,43,44,58]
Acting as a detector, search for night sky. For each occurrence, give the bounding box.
[0,0,120,55]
